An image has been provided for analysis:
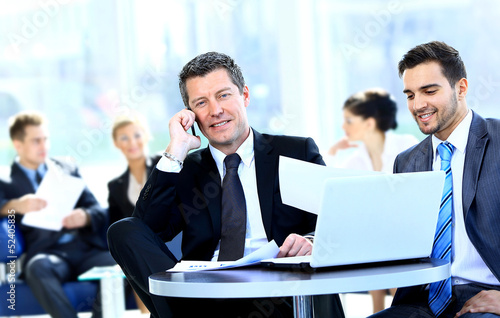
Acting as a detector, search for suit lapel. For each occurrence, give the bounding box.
[253,130,275,239]
[11,162,36,193]
[413,136,434,172]
[117,171,131,210]
[462,113,488,217]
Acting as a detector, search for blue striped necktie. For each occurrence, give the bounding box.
[429,142,454,316]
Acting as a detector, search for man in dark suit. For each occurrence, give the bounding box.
[0,111,115,318]
[370,42,500,318]
[107,52,344,317]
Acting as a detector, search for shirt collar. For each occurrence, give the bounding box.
[432,109,472,160]
[209,128,255,176]
[15,159,48,183]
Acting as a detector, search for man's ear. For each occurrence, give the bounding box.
[243,86,250,107]
[12,139,22,153]
[457,78,468,100]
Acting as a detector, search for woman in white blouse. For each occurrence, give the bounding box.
[327,88,418,172]
[325,88,419,313]
[107,113,160,315]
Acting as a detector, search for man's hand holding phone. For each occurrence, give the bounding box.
[165,108,201,161]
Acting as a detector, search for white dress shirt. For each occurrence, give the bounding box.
[127,170,147,205]
[432,110,500,286]
[156,129,268,261]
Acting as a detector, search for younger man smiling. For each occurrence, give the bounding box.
[370,42,500,318]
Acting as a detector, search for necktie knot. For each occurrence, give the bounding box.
[224,153,241,171]
[438,142,454,162]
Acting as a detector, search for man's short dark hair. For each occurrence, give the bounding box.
[398,41,467,87]
[8,111,46,141]
[178,52,245,107]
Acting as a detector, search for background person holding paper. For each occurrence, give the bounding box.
[0,111,115,318]
[325,88,418,313]
[370,42,500,318]
[107,52,344,318]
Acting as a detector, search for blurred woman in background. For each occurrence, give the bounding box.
[326,88,418,173]
[108,113,160,314]
[108,113,160,225]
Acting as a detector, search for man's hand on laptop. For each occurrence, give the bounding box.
[277,234,313,258]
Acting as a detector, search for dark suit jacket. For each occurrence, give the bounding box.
[107,155,161,225]
[133,129,323,261]
[392,111,500,304]
[0,158,108,267]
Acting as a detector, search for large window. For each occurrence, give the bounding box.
[1,0,500,202]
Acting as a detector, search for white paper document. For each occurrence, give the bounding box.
[21,166,86,231]
[78,265,125,281]
[278,156,381,214]
[167,240,280,272]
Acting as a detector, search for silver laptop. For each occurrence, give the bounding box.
[263,171,445,269]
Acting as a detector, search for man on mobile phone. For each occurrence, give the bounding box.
[108,52,344,318]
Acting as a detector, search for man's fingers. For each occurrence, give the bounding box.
[27,198,47,212]
[37,198,47,209]
[277,235,296,258]
[179,109,196,130]
[278,234,313,257]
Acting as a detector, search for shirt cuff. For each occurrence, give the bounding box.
[156,155,182,173]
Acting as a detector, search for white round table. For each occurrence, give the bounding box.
[149,258,449,318]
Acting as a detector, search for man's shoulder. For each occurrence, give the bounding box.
[181,148,213,174]
[396,137,429,161]
[181,132,318,165]
[259,132,309,142]
[185,148,206,163]
[257,132,313,150]
[49,156,77,169]
[0,165,11,183]
[484,117,500,130]
[49,157,82,177]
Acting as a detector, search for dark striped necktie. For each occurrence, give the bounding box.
[218,153,247,261]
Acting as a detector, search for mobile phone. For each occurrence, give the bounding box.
[187,107,197,136]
